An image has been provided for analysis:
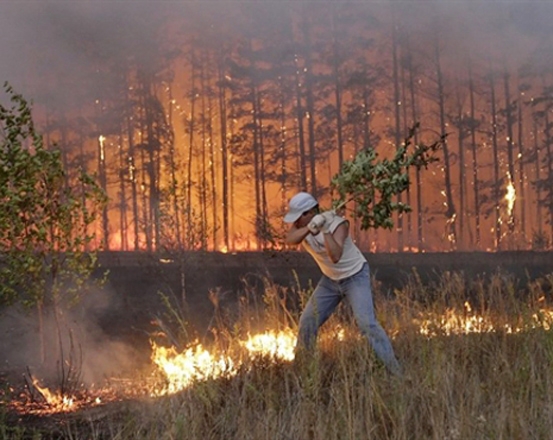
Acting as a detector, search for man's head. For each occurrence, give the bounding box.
[284,192,319,227]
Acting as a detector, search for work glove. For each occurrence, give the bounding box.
[319,210,336,234]
[307,214,325,234]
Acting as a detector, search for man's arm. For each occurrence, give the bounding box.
[285,225,311,245]
[323,222,348,263]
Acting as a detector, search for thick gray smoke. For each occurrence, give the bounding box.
[1,1,552,108]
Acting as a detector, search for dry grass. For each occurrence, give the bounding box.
[3,270,553,439]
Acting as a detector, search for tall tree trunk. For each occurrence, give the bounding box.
[362,79,372,150]
[144,84,160,251]
[167,82,182,249]
[207,71,218,250]
[247,41,263,249]
[279,76,289,216]
[294,57,308,191]
[199,59,208,249]
[400,46,413,249]
[541,78,553,238]
[503,69,516,236]
[97,134,109,248]
[488,69,502,248]
[391,14,404,252]
[186,52,197,249]
[228,106,236,250]
[77,123,91,250]
[331,8,344,170]
[468,59,481,248]
[218,59,230,251]
[124,72,140,251]
[301,15,318,195]
[516,83,527,243]
[117,130,128,251]
[136,79,152,251]
[456,81,467,248]
[404,45,424,250]
[533,116,542,236]
[435,39,457,247]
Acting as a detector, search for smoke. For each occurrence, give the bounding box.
[0,282,147,386]
[0,0,553,109]
[0,1,172,110]
[1,0,552,107]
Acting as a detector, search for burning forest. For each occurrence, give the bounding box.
[2,1,553,438]
[1,1,553,252]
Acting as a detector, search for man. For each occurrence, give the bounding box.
[284,191,402,375]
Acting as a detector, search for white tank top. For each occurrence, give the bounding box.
[302,215,366,280]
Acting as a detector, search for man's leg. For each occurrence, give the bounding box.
[296,276,342,351]
[344,264,402,375]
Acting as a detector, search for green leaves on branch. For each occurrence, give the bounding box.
[331,123,446,231]
[0,82,107,309]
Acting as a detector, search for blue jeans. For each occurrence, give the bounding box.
[297,263,401,374]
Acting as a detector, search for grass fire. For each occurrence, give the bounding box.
[1,271,553,439]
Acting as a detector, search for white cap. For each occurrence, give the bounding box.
[283,192,318,223]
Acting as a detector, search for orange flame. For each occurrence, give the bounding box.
[151,343,235,396]
[415,302,553,336]
[151,329,296,395]
[32,377,76,410]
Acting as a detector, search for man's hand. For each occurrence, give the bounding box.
[320,210,336,233]
[307,214,325,234]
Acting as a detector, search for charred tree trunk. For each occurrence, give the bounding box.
[218,59,230,251]
[301,16,318,195]
[516,84,527,243]
[199,60,209,250]
[456,81,467,247]
[279,76,289,215]
[124,73,140,251]
[468,61,481,248]
[186,52,197,249]
[97,134,109,249]
[391,16,404,252]
[294,56,308,191]
[117,130,128,251]
[435,40,457,247]
[247,42,264,249]
[167,82,182,249]
[503,69,516,236]
[207,71,218,250]
[488,70,502,248]
[255,75,269,249]
[362,79,372,150]
[541,80,553,238]
[331,9,344,169]
[404,45,424,250]
[533,116,543,236]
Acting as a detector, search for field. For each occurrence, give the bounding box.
[1,270,553,439]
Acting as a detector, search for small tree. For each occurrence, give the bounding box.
[0,83,106,367]
[331,123,445,231]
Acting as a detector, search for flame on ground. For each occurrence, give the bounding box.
[415,301,553,336]
[151,329,296,396]
[9,310,553,415]
[240,329,296,362]
[30,377,80,410]
[151,343,235,395]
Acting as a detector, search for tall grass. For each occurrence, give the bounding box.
[4,270,553,439]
